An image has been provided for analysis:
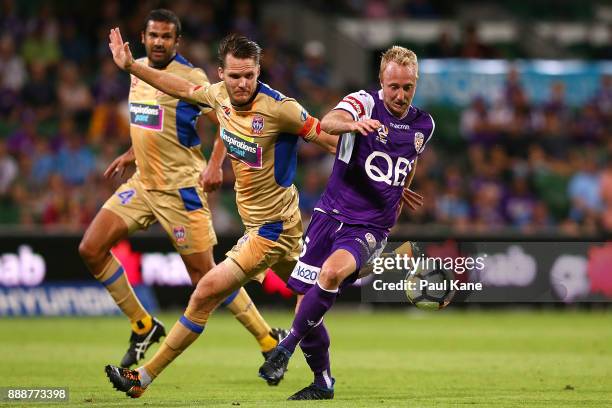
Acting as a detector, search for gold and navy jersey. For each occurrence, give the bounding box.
[129,54,210,190]
[190,81,320,228]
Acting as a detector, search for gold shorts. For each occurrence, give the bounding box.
[226,216,303,283]
[103,177,217,255]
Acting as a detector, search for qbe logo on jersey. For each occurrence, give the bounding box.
[365,151,414,187]
[129,101,164,131]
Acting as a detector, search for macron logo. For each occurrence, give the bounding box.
[390,123,410,130]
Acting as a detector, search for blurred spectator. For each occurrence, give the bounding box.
[88,97,130,145]
[529,145,570,221]
[182,40,214,77]
[435,166,470,226]
[20,61,56,120]
[299,168,325,221]
[600,151,612,231]
[21,22,60,66]
[0,0,25,41]
[543,82,569,119]
[538,103,569,159]
[427,30,457,58]
[261,21,292,54]
[295,41,330,98]
[0,33,26,91]
[57,62,94,120]
[59,20,91,64]
[15,153,33,191]
[460,97,499,145]
[458,23,498,59]
[0,33,25,117]
[188,3,220,43]
[572,102,605,145]
[260,21,295,92]
[6,110,37,156]
[55,132,96,185]
[503,176,536,228]
[31,137,56,187]
[471,182,505,230]
[503,66,523,102]
[231,0,259,40]
[403,0,438,18]
[95,143,122,176]
[567,150,602,222]
[0,139,18,195]
[0,183,26,224]
[40,173,67,225]
[592,75,612,117]
[364,0,391,19]
[99,0,121,27]
[488,98,512,133]
[260,46,293,93]
[92,59,128,103]
[529,201,554,231]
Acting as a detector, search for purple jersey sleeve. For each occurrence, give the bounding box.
[333,90,375,121]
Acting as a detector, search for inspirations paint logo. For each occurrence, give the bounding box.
[129,101,164,131]
[220,127,263,169]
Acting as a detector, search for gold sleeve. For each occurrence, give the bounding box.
[277,99,321,142]
[190,81,217,110]
[188,68,213,113]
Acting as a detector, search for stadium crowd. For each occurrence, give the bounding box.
[0,0,610,236]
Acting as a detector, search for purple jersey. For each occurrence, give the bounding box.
[316,89,435,230]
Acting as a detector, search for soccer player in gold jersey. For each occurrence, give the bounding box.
[103,28,343,397]
[79,9,286,371]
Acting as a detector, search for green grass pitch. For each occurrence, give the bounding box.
[0,309,610,407]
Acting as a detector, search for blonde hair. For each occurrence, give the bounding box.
[379,46,418,80]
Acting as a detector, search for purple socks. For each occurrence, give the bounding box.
[300,322,333,389]
[279,282,338,354]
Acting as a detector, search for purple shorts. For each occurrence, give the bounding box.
[287,211,387,294]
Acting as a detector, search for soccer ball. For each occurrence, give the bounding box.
[405,267,455,310]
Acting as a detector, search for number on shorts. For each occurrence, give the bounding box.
[117,189,135,205]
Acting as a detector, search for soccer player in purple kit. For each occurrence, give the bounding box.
[259,46,435,400]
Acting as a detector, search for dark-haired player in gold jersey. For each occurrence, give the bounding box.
[79,9,286,372]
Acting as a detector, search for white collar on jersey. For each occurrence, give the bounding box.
[378,89,411,120]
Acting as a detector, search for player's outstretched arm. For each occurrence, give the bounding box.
[277,99,338,154]
[310,130,337,155]
[104,146,135,179]
[405,157,418,189]
[321,109,381,136]
[199,111,226,192]
[401,188,424,211]
[108,27,198,102]
[396,158,423,217]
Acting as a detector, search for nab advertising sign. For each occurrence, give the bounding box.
[0,237,158,317]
